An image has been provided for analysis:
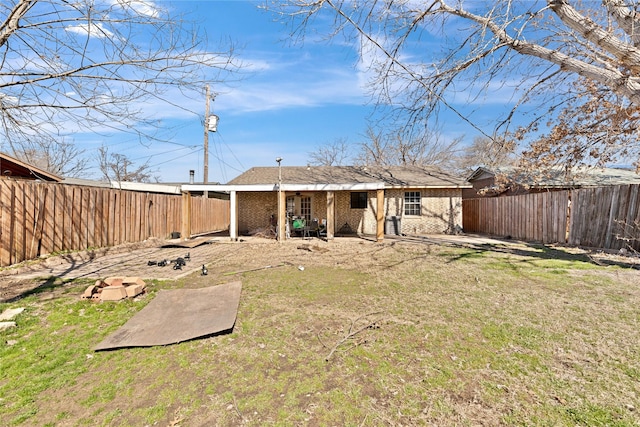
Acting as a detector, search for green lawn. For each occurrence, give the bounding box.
[1,241,639,426]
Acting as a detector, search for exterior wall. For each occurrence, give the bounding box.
[237,192,278,233]
[335,191,371,234]
[383,188,463,235]
[238,188,463,236]
[237,191,328,234]
[313,192,328,222]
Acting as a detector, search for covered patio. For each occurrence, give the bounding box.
[181,182,387,242]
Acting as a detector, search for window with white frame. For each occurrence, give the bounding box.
[300,196,312,221]
[404,191,421,216]
[286,196,295,217]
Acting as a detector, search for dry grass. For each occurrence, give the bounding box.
[1,237,639,426]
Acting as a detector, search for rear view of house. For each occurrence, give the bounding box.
[200,165,470,240]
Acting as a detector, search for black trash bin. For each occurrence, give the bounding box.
[385,216,401,235]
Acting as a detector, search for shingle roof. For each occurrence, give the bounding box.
[468,166,640,188]
[227,165,470,188]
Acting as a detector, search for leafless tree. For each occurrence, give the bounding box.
[270,1,640,159]
[0,0,240,158]
[356,127,391,166]
[308,137,352,166]
[456,136,517,174]
[357,126,462,168]
[12,138,90,177]
[98,145,157,183]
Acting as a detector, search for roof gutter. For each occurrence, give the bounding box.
[181,182,386,193]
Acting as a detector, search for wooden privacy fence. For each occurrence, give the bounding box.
[568,184,640,251]
[0,180,230,267]
[463,191,569,244]
[463,184,640,251]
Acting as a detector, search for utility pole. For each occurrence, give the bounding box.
[203,84,210,197]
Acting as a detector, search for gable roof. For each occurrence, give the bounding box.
[0,152,62,182]
[228,165,470,188]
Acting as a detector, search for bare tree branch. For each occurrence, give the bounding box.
[308,137,352,166]
[98,145,158,183]
[0,0,241,167]
[269,0,640,144]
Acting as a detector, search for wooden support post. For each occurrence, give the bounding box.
[278,189,286,241]
[376,188,384,242]
[230,190,238,241]
[326,191,335,240]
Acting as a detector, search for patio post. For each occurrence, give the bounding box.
[229,190,238,241]
[326,191,335,240]
[376,188,384,242]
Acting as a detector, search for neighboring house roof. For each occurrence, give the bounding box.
[62,177,183,194]
[468,166,640,189]
[227,165,470,189]
[0,151,62,182]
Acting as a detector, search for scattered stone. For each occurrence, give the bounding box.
[6,339,18,346]
[81,277,146,301]
[82,285,97,299]
[100,285,128,301]
[0,307,25,321]
[125,283,145,298]
[0,321,17,332]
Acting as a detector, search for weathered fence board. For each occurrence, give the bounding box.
[0,180,230,267]
[463,191,569,244]
[464,184,640,251]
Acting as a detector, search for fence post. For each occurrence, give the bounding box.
[181,191,191,240]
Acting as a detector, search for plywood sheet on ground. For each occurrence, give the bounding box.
[94,281,241,351]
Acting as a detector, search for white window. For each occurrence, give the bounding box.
[404,191,421,216]
[286,196,295,217]
[300,196,311,221]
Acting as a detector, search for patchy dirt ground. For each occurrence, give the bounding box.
[3,232,640,426]
[2,232,638,303]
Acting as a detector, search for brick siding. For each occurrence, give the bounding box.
[237,189,463,236]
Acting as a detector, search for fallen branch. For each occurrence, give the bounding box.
[222,263,289,276]
[325,311,384,361]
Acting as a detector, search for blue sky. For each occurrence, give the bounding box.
[75,0,518,184]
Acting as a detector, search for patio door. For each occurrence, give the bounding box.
[286,194,313,222]
[300,196,311,221]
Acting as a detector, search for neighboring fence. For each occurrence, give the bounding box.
[568,184,640,251]
[188,193,230,236]
[463,191,569,244]
[0,180,229,266]
[463,184,640,251]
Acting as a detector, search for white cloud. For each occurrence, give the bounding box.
[112,0,161,18]
[0,92,19,105]
[65,22,114,39]
[218,68,366,114]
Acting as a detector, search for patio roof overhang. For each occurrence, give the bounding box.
[181,182,386,193]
